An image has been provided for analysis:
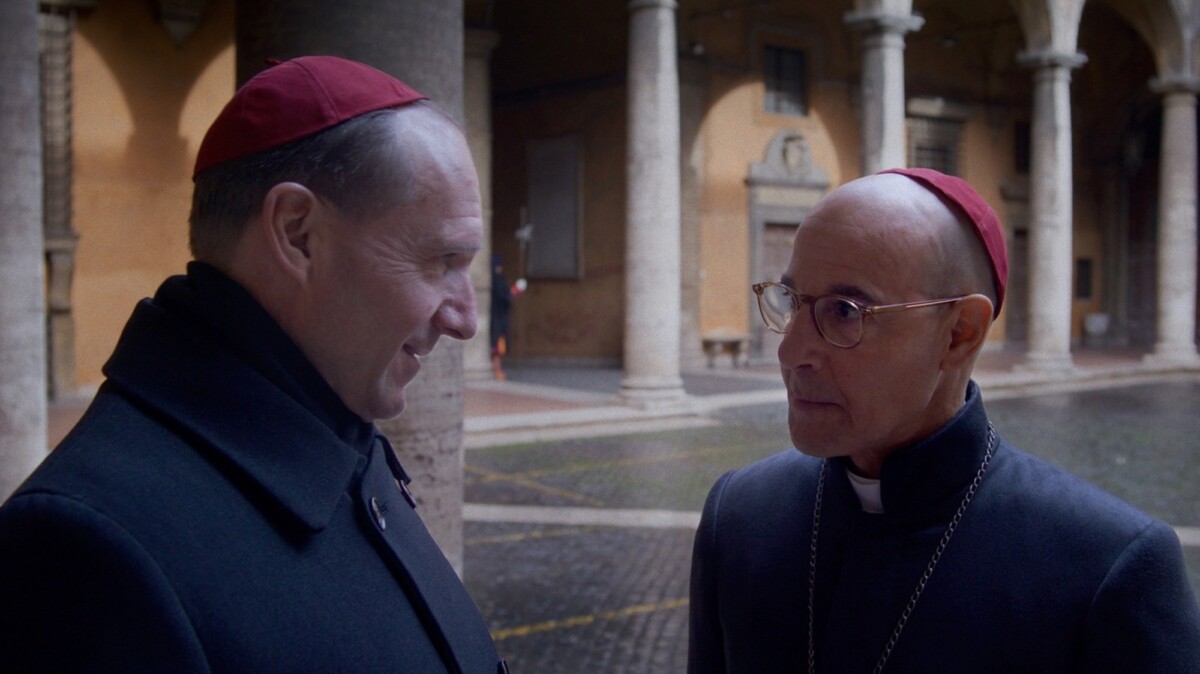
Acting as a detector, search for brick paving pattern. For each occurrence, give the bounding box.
[463,376,1200,673]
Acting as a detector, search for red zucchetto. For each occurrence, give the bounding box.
[878,167,1009,318]
[193,55,427,178]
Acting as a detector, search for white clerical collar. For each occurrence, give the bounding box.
[846,470,884,514]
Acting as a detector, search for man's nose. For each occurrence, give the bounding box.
[435,278,478,341]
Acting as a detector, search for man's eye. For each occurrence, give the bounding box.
[767,286,795,313]
[827,298,861,323]
[439,253,469,271]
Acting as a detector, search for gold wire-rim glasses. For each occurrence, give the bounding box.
[752,281,967,348]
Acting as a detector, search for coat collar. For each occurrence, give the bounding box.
[102,265,370,533]
[831,381,994,515]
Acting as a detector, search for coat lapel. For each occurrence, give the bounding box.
[359,439,502,674]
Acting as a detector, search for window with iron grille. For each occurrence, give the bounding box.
[763,45,807,116]
[907,116,963,176]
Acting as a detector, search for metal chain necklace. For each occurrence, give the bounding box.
[806,423,997,674]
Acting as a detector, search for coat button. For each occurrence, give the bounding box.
[369,496,386,530]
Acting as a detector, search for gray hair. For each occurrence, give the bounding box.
[928,208,997,309]
[188,103,428,265]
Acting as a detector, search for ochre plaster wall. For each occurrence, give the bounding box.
[690,6,859,341]
[491,85,628,363]
[1072,183,1105,337]
[697,76,756,338]
[71,0,233,389]
[959,114,1017,343]
[697,73,857,339]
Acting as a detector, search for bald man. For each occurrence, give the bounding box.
[688,169,1200,673]
[0,57,506,673]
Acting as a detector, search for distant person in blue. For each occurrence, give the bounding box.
[0,56,506,673]
[490,254,513,381]
[688,168,1200,673]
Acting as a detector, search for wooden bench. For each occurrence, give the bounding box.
[702,331,750,368]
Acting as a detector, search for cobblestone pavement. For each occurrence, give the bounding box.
[462,379,1200,673]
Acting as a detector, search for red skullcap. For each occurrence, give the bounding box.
[193,56,427,178]
[878,168,1009,318]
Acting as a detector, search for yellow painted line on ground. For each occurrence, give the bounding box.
[491,597,690,642]
[470,445,730,484]
[464,464,606,507]
[464,525,595,546]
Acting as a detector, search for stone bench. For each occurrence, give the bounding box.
[702,331,750,368]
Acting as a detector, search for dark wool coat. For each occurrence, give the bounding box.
[689,383,1200,673]
[0,264,506,674]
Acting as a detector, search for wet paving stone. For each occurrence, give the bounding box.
[465,423,790,511]
[463,522,693,673]
[463,379,1200,673]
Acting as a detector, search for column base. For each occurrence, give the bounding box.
[463,365,497,382]
[1015,350,1076,374]
[619,374,689,410]
[1143,344,1200,369]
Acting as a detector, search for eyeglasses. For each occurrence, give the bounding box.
[752,281,966,348]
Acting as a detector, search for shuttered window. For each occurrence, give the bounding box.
[764,45,807,116]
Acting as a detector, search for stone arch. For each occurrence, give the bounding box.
[1099,0,1199,81]
[1008,0,1086,54]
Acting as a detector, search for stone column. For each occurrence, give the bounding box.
[679,57,708,371]
[237,0,470,574]
[1146,77,1200,366]
[463,29,500,381]
[621,0,686,405]
[40,5,82,401]
[844,9,923,174]
[1018,50,1086,372]
[0,0,46,498]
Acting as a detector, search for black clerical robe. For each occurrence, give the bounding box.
[689,382,1200,673]
[0,263,505,673]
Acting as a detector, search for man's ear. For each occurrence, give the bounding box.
[259,182,319,284]
[942,294,993,370]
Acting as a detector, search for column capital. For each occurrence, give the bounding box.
[465,28,499,59]
[629,0,677,11]
[1016,49,1087,70]
[1149,74,1200,96]
[843,9,924,36]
